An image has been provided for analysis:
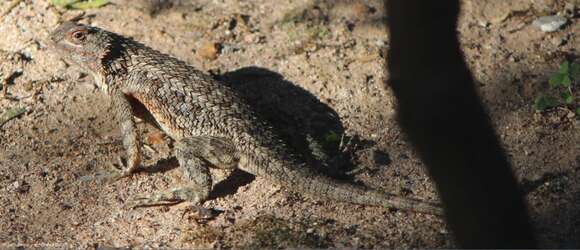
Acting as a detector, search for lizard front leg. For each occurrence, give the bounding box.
[107,92,142,180]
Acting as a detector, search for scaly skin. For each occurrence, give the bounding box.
[49,22,442,215]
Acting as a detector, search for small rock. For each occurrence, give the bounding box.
[60,202,73,210]
[23,81,34,91]
[550,36,566,46]
[563,2,576,18]
[532,15,567,32]
[243,34,265,44]
[220,43,240,54]
[375,39,386,47]
[243,34,256,43]
[197,42,221,60]
[11,180,30,193]
[478,20,491,28]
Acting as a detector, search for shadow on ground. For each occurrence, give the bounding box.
[217,66,370,179]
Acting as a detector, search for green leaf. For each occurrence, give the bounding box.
[576,107,580,115]
[51,0,109,9]
[324,131,340,143]
[549,73,564,88]
[561,92,574,104]
[560,61,569,74]
[561,75,572,87]
[70,0,109,9]
[534,96,560,111]
[0,107,26,128]
[51,0,79,8]
[571,63,580,80]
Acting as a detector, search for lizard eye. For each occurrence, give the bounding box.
[70,30,87,43]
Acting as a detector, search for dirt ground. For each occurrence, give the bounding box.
[0,0,578,248]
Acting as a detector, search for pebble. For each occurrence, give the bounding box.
[550,36,566,46]
[375,39,386,47]
[243,34,265,44]
[11,180,29,193]
[478,20,491,28]
[243,34,256,43]
[220,43,241,54]
[532,15,567,32]
[563,2,576,17]
[197,42,221,60]
[23,81,34,91]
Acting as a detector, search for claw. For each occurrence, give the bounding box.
[125,187,204,209]
[181,205,215,220]
[78,157,133,184]
[115,156,125,170]
[102,156,136,183]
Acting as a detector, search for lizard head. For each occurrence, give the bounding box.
[49,22,113,87]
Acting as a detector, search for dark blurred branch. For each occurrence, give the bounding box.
[385,0,536,247]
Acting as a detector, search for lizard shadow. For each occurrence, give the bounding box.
[209,66,379,197]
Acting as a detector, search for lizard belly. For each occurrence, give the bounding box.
[131,92,194,140]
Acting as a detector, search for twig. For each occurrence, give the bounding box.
[0,73,5,97]
[143,144,157,154]
[0,106,26,128]
[0,0,24,20]
[1,70,23,98]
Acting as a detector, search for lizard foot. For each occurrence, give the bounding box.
[181,205,216,220]
[78,169,123,183]
[78,156,135,183]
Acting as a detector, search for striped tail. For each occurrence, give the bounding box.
[238,148,443,215]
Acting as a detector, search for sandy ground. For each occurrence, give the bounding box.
[0,0,578,248]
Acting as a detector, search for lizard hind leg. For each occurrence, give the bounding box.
[128,155,211,208]
[128,136,239,208]
[177,136,240,170]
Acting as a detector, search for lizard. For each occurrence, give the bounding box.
[48,21,443,215]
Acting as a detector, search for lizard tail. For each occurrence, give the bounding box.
[288,168,444,215]
[239,151,443,215]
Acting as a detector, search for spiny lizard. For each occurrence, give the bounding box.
[49,22,442,215]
